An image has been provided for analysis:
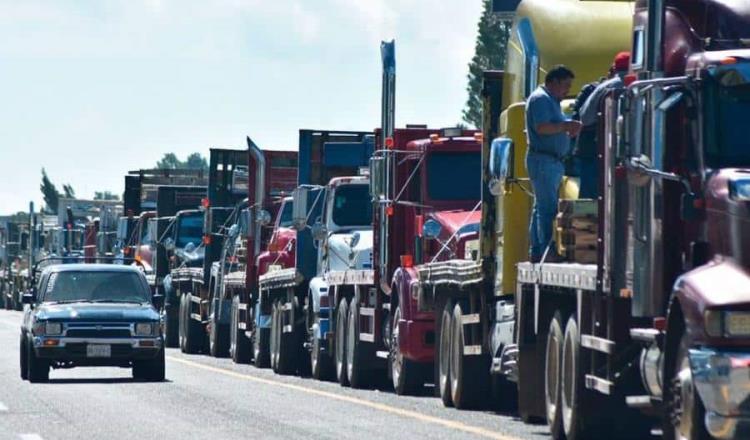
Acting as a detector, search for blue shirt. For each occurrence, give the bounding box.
[525,86,570,159]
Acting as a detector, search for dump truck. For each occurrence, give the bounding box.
[171,141,298,356]
[251,129,373,373]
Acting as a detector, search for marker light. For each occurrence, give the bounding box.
[721,56,738,65]
[385,137,395,149]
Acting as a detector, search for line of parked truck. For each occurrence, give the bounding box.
[5,0,750,438]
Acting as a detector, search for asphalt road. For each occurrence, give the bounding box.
[0,309,549,440]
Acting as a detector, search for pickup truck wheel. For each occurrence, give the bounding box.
[545,311,565,440]
[664,324,711,440]
[230,296,251,364]
[335,299,349,386]
[449,302,484,408]
[19,333,28,380]
[27,340,49,383]
[346,299,369,389]
[163,303,179,348]
[391,305,422,395]
[438,300,454,407]
[560,316,602,439]
[133,346,166,382]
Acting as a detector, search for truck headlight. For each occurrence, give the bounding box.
[704,310,750,337]
[135,322,156,336]
[46,322,63,335]
[704,310,723,337]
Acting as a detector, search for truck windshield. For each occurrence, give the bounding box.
[332,184,372,227]
[427,152,481,201]
[279,202,294,228]
[43,271,149,303]
[706,76,750,168]
[176,214,203,248]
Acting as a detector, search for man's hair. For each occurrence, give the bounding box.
[545,65,575,84]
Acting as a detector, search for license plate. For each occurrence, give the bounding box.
[86,344,111,358]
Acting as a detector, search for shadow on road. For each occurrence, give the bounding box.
[45,378,173,385]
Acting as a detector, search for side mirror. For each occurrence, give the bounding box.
[292,186,311,231]
[164,237,176,252]
[349,231,361,249]
[312,222,328,242]
[422,219,443,240]
[152,293,165,309]
[228,224,240,239]
[628,154,654,187]
[256,210,272,227]
[489,137,514,196]
[369,156,386,199]
[22,292,35,304]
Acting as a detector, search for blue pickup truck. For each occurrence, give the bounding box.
[19,264,165,382]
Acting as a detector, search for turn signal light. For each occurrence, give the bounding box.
[721,56,738,65]
[401,254,414,268]
[386,206,394,216]
[201,198,210,208]
[203,235,212,245]
[43,339,60,347]
[385,137,395,149]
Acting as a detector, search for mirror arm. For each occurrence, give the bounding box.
[628,158,694,195]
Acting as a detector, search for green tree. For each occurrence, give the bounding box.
[185,152,208,170]
[62,183,76,199]
[156,153,181,169]
[155,152,208,171]
[94,191,120,201]
[40,168,61,214]
[462,0,511,129]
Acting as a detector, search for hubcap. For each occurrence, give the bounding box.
[347,305,356,381]
[336,304,346,379]
[546,328,560,422]
[391,308,402,385]
[439,310,451,396]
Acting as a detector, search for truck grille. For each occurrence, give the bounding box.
[65,329,132,338]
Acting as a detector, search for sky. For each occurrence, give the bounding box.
[0,0,484,214]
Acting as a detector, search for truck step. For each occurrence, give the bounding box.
[461,313,480,325]
[238,322,246,330]
[585,374,613,395]
[463,345,482,356]
[376,350,389,359]
[283,324,293,333]
[359,307,375,317]
[359,333,375,343]
[581,334,614,354]
[626,395,655,410]
[189,295,201,304]
[238,303,248,311]
[190,313,204,322]
[281,302,292,311]
[630,328,661,344]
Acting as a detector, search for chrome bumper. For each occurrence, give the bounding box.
[689,348,750,439]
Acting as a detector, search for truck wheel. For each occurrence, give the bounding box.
[545,311,565,440]
[346,299,369,389]
[178,294,187,352]
[335,299,349,386]
[133,347,166,382]
[253,319,271,368]
[561,316,602,439]
[490,373,518,413]
[275,300,297,375]
[438,300,454,407]
[209,319,230,358]
[664,324,711,440]
[270,301,280,372]
[230,296,251,364]
[164,303,179,348]
[27,340,49,383]
[449,302,485,408]
[20,333,28,380]
[182,293,203,354]
[391,305,422,395]
[308,298,333,381]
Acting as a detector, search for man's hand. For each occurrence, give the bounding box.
[564,120,583,137]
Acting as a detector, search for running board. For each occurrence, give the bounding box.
[581,334,614,354]
[585,374,613,395]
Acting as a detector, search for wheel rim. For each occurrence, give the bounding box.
[336,302,346,380]
[545,323,561,425]
[390,307,403,387]
[450,307,461,399]
[671,341,695,440]
[561,322,575,435]
[439,307,452,399]
[347,303,356,381]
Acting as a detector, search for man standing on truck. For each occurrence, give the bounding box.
[575,51,630,198]
[525,65,582,263]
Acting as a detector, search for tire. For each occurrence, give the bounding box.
[490,374,518,413]
[253,310,271,369]
[209,300,230,358]
[163,302,179,348]
[270,301,280,372]
[20,333,28,380]
[230,296,251,364]
[438,300,454,407]
[178,294,187,352]
[346,299,369,389]
[182,293,204,354]
[275,300,297,375]
[27,340,49,383]
[391,305,423,395]
[561,316,603,439]
[545,311,565,440]
[663,324,711,440]
[133,346,166,382]
[309,297,333,381]
[449,302,485,408]
[335,298,349,386]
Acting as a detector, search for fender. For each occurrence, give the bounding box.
[391,266,421,320]
[671,257,750,347]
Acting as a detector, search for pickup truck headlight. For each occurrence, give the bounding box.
[33,321,62,336]
[704,310,750,337]
[135,322,157,336]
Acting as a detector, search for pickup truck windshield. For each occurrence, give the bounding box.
[427,152,481,201]
[332,184,372,227]
[176,214,203,248]
[43,271,149,303]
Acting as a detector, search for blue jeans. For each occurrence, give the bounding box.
[526,153,564,258]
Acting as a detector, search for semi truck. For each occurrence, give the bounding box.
[171,141,298,356]
[252,129,374,374]
[1,219,27,311]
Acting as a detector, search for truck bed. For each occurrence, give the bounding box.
[517,262,598,291]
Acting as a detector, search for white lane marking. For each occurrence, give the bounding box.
[19,435,44,440]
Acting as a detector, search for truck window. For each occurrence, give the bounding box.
[279,202,294,228]
[706,77,750,168]
[331,184,372,227]
[176,214,203,248]
[426,152,481,201]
